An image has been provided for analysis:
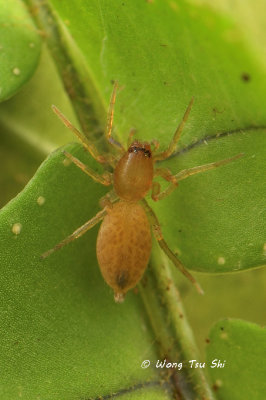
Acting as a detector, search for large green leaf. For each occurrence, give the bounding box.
[192,0,266,66]
[0,45,79,208]
[182,267,266,353]
[206,319,266,400]
[0,144,173,399]
[0,46,78,154]
[0,0,41,102]
[1,0,266,398]
[45,0,266,273]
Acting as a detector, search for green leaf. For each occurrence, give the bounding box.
[0,0,41,102]
[0,45,79,208]
[45,0,266,272]
[1,0,266,398]
[0,130,42,208]
[0,45,78,154]
[0,144,172,399]
[206,319,266,400]
[192,0,266,66]
[154,128,266,273]
[182,268,266,354]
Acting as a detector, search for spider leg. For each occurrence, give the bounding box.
[52,105,112,164]
[105,81,125,153]
[141,199,203,295]
[154,97,194,161]
[152,167,178,201]
[151,181,161,201]
[99,190,118,209]
[152,153,243,201]
[63,151,112,186]
[150,139,160,152]
[41,208,107,259]
[127,128,137,147]
[154,167,178,184]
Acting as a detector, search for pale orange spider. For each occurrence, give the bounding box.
[42,82,242,302]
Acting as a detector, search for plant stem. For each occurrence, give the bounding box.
[25,1,216,398]
[24,0,107,148]
[140,244,216,400]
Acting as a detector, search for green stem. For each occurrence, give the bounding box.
[25,1,216,398]
[140,244,216,400]
[24,0,107,147]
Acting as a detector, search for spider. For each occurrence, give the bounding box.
[42,82,242,302]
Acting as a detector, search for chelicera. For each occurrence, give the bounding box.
[42,82,242,302]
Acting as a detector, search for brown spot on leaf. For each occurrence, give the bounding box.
[241,72,251,82]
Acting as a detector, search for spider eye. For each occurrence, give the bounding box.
[128,143,151,157]
[144,149,151,158]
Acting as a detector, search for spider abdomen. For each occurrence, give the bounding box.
[96,200,152,301]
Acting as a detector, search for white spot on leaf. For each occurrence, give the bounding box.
[214,379,223,388]
[63,157,71,167]
[37,196,45,206]
[12,223,22,235]
[220,332,228,340]
[13,67,21,76]
[217,256,225,265]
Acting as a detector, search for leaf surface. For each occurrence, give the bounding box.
[47,0,266,271]
[206,319,266,400]
[0,0,41,102]
[0,0,266,398]
[0,144,171,399]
